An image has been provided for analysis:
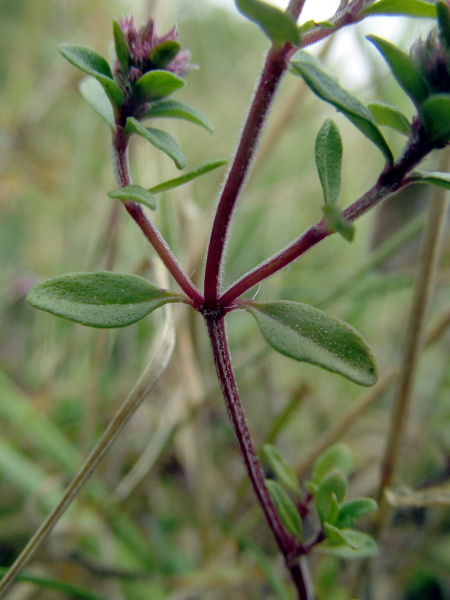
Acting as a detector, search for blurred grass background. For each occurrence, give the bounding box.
[0,0,450,598]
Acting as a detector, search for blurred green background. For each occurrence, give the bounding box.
[1,1,449,598]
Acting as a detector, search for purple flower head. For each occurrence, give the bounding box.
[115,16,192,83]
[410,29,450,95]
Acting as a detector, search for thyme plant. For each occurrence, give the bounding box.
[3,1,450,598]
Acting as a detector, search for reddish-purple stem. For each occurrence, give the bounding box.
[111,128,204,308]
[203,45,291,307]
[220,128,436,307]
[206,315,314,599]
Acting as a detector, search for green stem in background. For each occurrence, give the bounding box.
[374,149,450,530]
[0,313,175,598]
[111,128,204,307]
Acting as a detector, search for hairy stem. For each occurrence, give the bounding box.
[203,45,291,306]
[111,128,204,307]
[206,316,314,599]
[220,131,435,307]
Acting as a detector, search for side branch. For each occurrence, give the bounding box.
[111,129,204,308]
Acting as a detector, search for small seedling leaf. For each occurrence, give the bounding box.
[126,117,186,169]
[420,93,450,143]
[79,77,115,129]
[133,70,186,102]
[362,0,437,18]
[262,444,300,495]
[324,523,369,550]
[141,99,214,132]
[265,479,303,539]
[149,160,227,194]
[27,272,182,328]
[312,444,353,486]
[322,204,355,241]
[113,19,130,73]
[290,52,393,163]
[234,0,300,45]
[367,101,411,135]
[410,170,450,189]
[315,119,343,206]
[336,498,378,529]
[316,472,348,525]
[243,301,377,386]
[59,43,124,106]
[367,35,429,107]
[107,185,157,210]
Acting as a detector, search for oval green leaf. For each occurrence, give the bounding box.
[149,160,227,194]
[243,300,377,386]
[420,93,450,143]
[107,185,157,210]
[367,101,411,136]
[265,479,303,539]
[113,19,130,73]
[59,43,124,107]
[315,119,343,206]
[126,117,186,169]
[290,52,393,163]
[235,0,300,45]
[79,77,115,129]
[26,272,182,328]
[367,35,429,107]
[133,70,186,102]
[410,170,450,189]
[141,99,214,132]
[262,444,300,496]
[362,0,437,17]
[312,444,353,486]
[319,528,379,559]
[336,498,378,529]
[148,41,182,69]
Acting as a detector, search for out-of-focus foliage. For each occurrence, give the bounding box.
[1,1,450,599]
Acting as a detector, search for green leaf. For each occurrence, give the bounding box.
[366,35,429,107]
[410,170,450,189]
[420,93,450,143]
[312,444,353,486]
[336,498,378,529]
[126,117,186,169]
[141,99,214,132]
[243,301,377,386]
[265,479,303,539]
[362,0,437,18]
[322,204,355,242]
[367,101,411,135]
[290,52,393,163]
[79,77,115,129]
[26,272,182,328]
[234,0,300,45]
[315,119,343,206]
[438,1,450,51]
[107,185,157,210]
[133,70,186,102]
[148,41,181,69]
[262,444,300,495]
[316,472,348,525]
[149,160,227,194]
[59,43,124,107]
[319,527,379,559]
[113,19,130,73]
